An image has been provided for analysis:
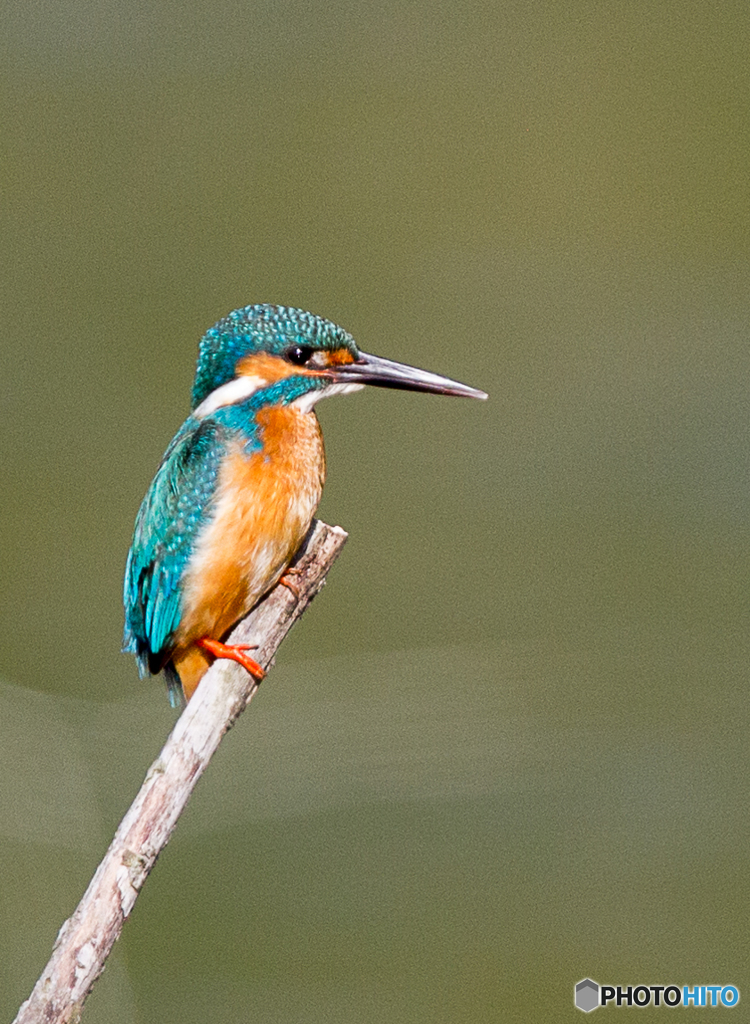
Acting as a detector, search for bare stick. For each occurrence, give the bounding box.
[13,519,348,1024]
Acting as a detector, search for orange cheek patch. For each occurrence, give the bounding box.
[235,347,354,382]
[236,351,298,383]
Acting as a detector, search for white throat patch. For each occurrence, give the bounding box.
[290,382,365,414]
[193,375,266,418]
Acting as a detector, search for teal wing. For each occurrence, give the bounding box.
[123,416,227,679]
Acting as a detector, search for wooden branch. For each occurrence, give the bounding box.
[13,519,348,1024]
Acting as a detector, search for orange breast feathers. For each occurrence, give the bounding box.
[172,405,325,690]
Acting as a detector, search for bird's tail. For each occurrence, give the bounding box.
[163,661,186,710]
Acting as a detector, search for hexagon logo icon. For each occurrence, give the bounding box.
[575,978,600,1012]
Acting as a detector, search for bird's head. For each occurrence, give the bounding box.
[191,304,487,418]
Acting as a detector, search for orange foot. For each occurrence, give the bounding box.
[279,566,302,600]
[196,637,266,681]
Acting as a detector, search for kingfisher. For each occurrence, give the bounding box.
[123,304,487,705]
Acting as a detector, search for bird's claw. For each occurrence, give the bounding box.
[279,567,302,600]
[196,637,265,681]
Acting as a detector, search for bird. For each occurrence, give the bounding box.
[123,304,487,706]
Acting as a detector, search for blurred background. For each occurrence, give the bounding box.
[2,1,749,1020]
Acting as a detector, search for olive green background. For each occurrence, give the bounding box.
[2,2,749,1021]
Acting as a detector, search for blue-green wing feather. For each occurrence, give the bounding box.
[123,417,226,677]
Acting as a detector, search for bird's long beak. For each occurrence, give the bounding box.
[330,351,488,400]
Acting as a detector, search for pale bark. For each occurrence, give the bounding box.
[13,520,348,1024]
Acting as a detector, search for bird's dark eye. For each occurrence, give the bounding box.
[286,345,313,366]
